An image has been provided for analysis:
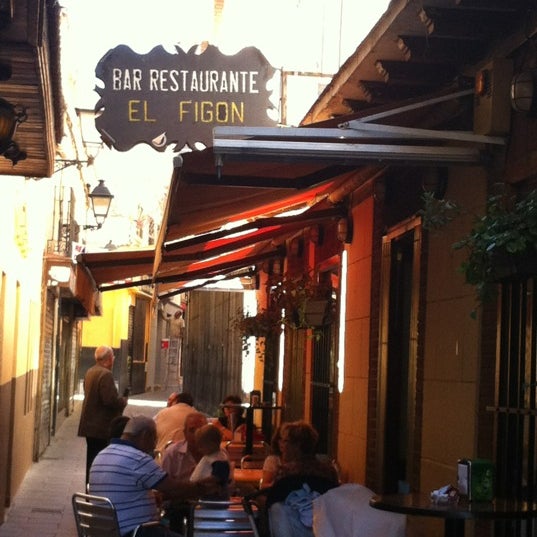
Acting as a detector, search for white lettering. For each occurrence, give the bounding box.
[199,71,208,92]
[149,69,159,91]
[137,69,261,93]
[210,71,219,92]
[249,71,258,93]
[190,71,198,92]
[113,68,122,90]
[169,70,179,91]
[219,73,228,92]
[112,68,142,90]
[229,71,238,93]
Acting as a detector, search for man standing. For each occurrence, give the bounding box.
[78,345,127,484]
[154,392,196,453]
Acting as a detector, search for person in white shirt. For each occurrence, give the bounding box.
[190,424,230,500]
[153,392,196,453]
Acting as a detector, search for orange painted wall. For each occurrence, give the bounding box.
[336,196,374,484]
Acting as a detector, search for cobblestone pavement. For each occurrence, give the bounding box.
[0,389,173,537]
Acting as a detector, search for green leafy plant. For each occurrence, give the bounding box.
[453,190,537,304]
[269,271,333,329]
[419,190,461,231]
[232,271,332,353]
[232,307,283,338]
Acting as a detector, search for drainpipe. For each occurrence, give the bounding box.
[51,290,61,436]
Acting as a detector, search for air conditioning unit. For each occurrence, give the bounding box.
[473,58,513,136]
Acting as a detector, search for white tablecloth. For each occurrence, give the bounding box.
[312,484,406,537]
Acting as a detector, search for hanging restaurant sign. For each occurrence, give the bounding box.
[94,43,276,152]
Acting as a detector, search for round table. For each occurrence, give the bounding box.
[370,493,537,537]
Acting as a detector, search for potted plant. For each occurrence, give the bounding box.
[232,307,283,339]
[303,298,330,327]
[269,271,333,329]
[453,189,537,305]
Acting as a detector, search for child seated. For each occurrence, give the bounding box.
[190,424,231,500]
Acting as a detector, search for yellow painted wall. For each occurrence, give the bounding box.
[81,289,134,348]
[421,169,487,492]
[0,177,53,507]
[337,196,374,484]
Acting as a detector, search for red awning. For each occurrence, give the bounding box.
[162,148,354,243]
[76,147,356,293]
[76,248,156,290]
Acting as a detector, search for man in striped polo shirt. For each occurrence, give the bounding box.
[89,415,220,536]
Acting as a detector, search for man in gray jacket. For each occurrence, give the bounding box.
[78,345,127,485]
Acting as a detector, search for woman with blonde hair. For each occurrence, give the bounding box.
[266,421,339,537]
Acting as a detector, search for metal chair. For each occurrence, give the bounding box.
[226,441,270,466]
[225,441,247,465]
[240,454,266,470]
[243,475,341,537]
[72,492,164,537]
[187,499,258,537]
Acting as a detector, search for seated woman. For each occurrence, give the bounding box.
[213,394,246,442]
[265,421,339,537]
[261,425,283,488]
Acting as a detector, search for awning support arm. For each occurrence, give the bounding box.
[336,121,505,145]
[342,89,474,124]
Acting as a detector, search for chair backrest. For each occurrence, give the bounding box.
[188,499,257,537]
[226,441,269,465]
[312,484,406,537]
[72,492,121,537]
[241,454,265,469]
[225,441,246,464]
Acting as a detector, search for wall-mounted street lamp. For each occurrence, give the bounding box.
[76,108,103,156]
[55,109,104,173]
[511,69,537,114]
[0,97,27,165]
[84,180,114,230]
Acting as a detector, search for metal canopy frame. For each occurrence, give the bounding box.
[213,138,483,166]
[213,89,505,168]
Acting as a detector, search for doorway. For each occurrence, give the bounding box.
[378,218,421,493]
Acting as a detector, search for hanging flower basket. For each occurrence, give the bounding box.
[303,299,331,327]
[269,271,333,329]
[232,308,282,338]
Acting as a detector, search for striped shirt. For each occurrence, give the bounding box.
[89,439,167,536]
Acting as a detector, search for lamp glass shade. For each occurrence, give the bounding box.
[89,180,114,225]
[511,71,535,112]
[0,97,15,142]
[48,265,72,284]
[337,218,348,243]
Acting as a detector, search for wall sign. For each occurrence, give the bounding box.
[95,44,276,152]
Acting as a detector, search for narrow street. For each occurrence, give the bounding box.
[0,391,170,537]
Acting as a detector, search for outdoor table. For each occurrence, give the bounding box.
[233,468,263,488]
[232,468,263,497]
[244,404,282,455]
[220,403,282,454]
[370,493,537,537]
